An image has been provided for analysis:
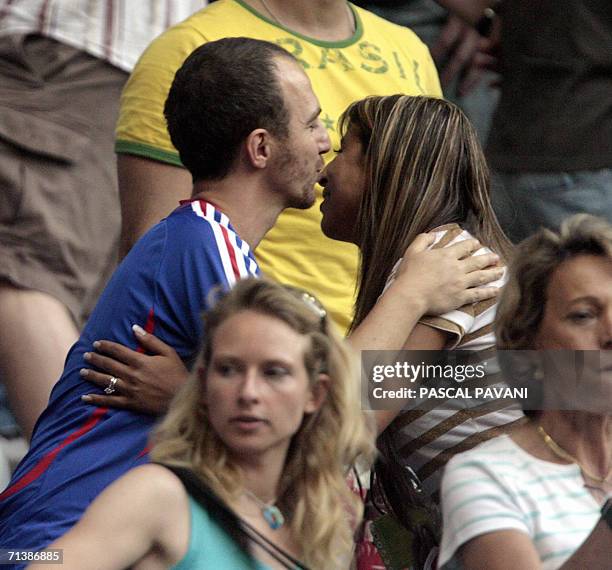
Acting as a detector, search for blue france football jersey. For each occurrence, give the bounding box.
[0,199,259,554]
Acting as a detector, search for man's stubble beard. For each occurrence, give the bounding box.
[277,148,317,211]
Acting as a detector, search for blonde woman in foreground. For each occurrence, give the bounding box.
[30,278,375,570]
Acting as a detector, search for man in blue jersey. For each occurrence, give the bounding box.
[0,37,331,554]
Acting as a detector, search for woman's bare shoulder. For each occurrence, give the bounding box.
[109,463,188,510]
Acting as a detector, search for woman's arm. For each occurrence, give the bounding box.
[458,516,611,570]
[27,465,189,570]
[348,234,501,352]
[561,517,611,570]
[438,447,534,569]
[458,530,543,569]
[371,323,449,433]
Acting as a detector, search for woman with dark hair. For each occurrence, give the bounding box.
[321,94,512,334]
[30,278,376,569]
[439,214,611,569]
[318,95,522,567]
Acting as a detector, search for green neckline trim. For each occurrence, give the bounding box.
[233,0,363,48]
[115,140,184,167]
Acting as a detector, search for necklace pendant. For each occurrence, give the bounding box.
[263,505,285,530]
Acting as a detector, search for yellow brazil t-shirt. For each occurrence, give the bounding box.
[115,0,442,334]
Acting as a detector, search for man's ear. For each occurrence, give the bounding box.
[305,372,330,414]
[245,128,272,169]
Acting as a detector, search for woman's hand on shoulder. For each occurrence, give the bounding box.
[396,233,503,315]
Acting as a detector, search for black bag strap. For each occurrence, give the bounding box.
[157,463,309,570]
[158,463,251,554]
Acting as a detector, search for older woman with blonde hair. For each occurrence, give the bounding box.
[439,214,612,569]
[29,278,376,570]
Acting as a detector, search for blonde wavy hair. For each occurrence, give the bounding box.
[150,278,375,568]
[342,95,513,331]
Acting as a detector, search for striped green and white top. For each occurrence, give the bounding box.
[439,434,601,569]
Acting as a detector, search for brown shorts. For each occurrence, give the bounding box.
[0,35,128,325]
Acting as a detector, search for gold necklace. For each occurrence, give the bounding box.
[258,0,355,35]
[537,425,612,484]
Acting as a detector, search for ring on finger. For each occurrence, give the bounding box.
[104,376,119,395]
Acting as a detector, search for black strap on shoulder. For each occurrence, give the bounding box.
[156,463,310,570]
[159,463,251,554]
